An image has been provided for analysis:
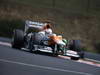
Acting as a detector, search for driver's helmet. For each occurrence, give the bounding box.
[45,29,52,35]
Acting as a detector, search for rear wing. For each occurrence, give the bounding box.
[25,20,47,26]
[25,20,47,33]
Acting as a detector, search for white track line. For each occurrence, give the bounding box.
[85,58,100,63]
[0,41,11,47]
[78,59,100,67]
[0,59,92,75]
[58,56,100,67]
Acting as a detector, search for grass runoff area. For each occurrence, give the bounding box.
[0,0,100,53]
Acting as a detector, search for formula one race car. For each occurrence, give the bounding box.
[11,20,66,56]
[11,20,84,59]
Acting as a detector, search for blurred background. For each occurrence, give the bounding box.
[0,0,100,53]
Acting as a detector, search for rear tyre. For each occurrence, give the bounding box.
[12,29,24,49]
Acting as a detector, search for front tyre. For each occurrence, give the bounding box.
[71,57,80,60]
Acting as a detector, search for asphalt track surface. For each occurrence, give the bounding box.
[0,38,100,75]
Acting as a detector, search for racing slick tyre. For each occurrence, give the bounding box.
[71,57,80,60]
[12,29,24,49]
[73,40,84,59]
[79,51,84,59]
[70,40,81,51]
